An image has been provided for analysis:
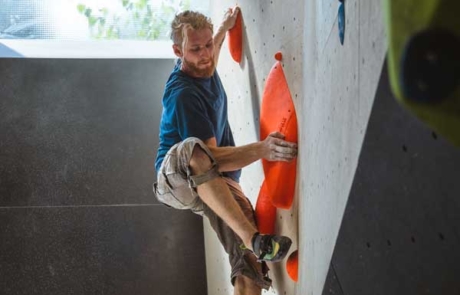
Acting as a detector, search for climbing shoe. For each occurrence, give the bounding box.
[251,232,292,262]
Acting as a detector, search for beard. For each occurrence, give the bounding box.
[182,57,216,78]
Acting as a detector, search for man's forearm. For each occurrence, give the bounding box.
[213,7,239,63]
[214,24,228,49]
[203,132,297,173]
[208,142,264,172]
[213,23,229,64]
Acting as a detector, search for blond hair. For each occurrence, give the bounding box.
[170,10,213,48]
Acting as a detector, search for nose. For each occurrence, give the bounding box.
[201,47,211,59]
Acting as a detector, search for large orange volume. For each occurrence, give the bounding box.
[255,180,276,234]
[260,52,298,209]
[227,7,243,63]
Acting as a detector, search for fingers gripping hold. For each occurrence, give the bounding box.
[267,138,298,161]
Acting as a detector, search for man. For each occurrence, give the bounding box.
[154,8,298,295]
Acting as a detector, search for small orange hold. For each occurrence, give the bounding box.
[274,51,283,61]
[286,250,298,282]
[228,7,243,63]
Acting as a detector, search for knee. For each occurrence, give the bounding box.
[189,145,214,175]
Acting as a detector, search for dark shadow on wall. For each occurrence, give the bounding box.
[239,9,262,140]
[0,58,171,207]
[323,60,460,295]
[0,58,207,295]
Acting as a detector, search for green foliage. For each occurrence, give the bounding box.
[77,0,191,40]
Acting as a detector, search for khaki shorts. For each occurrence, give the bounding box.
[154,137,271,290]
[154,137,215,213]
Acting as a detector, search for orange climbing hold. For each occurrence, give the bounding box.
[228,7,243,63]
[274,51,283,61]
[260,53,298,209]
[255,180,277,234]
[286,250,299,282]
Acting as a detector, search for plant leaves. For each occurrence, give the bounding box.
[84,8,92,18]
[77,4,86,14]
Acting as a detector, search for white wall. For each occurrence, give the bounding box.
[205,0,387,294]
[301,0,386,294]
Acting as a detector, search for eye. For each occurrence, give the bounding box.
[191,47,200,52]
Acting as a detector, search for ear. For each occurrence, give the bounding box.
[172,44,183,58]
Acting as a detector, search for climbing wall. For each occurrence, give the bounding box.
[206,1,304,295]
[322,62,460,295]
[300,0,386,294]
[205,0,387,295]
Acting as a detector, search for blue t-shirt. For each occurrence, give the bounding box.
[155,60,241,182]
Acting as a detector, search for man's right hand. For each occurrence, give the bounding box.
[261,132,298,162]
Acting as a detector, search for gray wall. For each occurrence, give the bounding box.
[0,58,207,295]
[323,63,460,295]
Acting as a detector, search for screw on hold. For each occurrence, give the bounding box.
[274,51,283,61]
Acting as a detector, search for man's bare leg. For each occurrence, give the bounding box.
[234,275,262,295]
[189,146,258,250]
[233,254,263,295]
[190,145,270,294]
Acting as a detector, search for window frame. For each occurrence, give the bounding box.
[0,39,176,58]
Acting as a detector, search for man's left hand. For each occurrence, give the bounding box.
[222,6,240,31]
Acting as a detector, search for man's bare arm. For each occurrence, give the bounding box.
[213,7,240,66]
[204,132,298,172]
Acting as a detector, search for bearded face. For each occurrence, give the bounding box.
[175,27,216,78]
[182,56,215,77]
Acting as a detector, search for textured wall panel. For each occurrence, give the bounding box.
[326,63,460,295]
[205,1,304,294]
[0,206,207,295]
[300,0,387,294]
[0,59,173,206]
[0,58,207,295]
[205,0,388,294]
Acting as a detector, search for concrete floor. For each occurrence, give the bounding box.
[204,0,386,294]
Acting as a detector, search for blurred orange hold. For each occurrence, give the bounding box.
[286,250,299,282]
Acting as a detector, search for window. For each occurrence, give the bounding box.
[0,0,210,58]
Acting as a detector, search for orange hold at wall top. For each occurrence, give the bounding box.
[227,7,243,63]
[260,52,298,209]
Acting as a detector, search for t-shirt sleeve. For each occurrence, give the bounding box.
[174,90,215,141]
